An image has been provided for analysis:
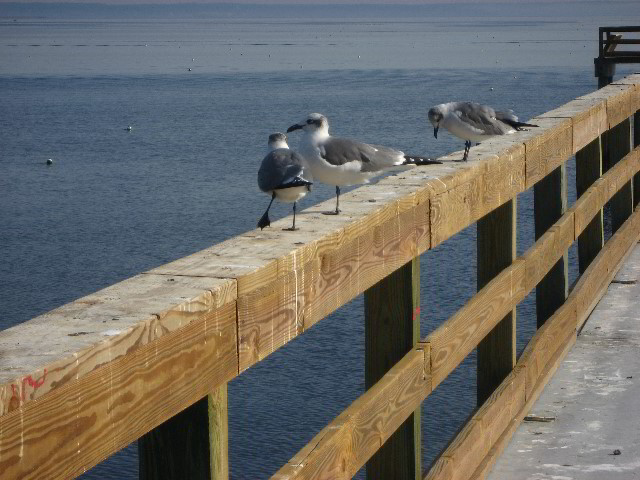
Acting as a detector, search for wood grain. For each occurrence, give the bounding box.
[522,210,574,295]
[523,117,573,189]
[272,348,430,480]
[467,334,577,480]
[636,111,640,208]
[236,182,434,372]
[424,371,525,480]
[422,198,638,480]
[428,259,524,388]
[576,136,604,274]
[430,143,525,247]
[635,110,640,208]
[364,258,421,480]
[209,384,229,480]
[425,312,577,480]
[439,420,485,480]
[540,97,607,153]
[3,73,640,480]
[476,199,516,404]
[517,298,577,400]
[138,383,229,480]
[606,119,633,234]
[424,457,454,480]
[432,208,640,480]
[0,275,236,415]
[573,147,640,238]
[0,300,237,479]
[475,371,526,447]
[606,85,637,129]
[577,82,637,129]
[534,165,568,327]
[575,206,640,329]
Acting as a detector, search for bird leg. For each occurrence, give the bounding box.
[462,140,471,162]
[283,201,299,231]
[323,186,341,215]
[257,193,275,230]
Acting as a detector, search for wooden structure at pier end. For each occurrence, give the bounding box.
[1,73,640,478]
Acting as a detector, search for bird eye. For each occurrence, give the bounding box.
[307,119,313,124]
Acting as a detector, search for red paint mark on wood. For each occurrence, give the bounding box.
[413,306,421,322]
[10,370,48,403]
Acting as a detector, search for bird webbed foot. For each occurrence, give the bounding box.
[323,209,341,215]
[257,211,271,230]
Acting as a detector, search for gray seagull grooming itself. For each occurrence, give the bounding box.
[428,102,538,161]
[257,133,312,231]
[287,112,440,215]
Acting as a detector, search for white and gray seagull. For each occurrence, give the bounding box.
[257,132,312,231]
[428,102,538,161]
[287,113,439,215]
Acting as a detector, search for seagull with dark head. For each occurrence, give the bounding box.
[428,102,538,162]
[287,113,439,215]
[257,132,312,231]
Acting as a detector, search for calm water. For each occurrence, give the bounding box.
[1,3,639,478]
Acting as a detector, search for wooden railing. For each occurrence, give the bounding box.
[0,74,639,479]
[594,26,640,87]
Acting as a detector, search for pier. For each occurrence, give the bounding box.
[0,71,639,479]
[487,243,640,479]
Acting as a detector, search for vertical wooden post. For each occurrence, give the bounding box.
[139,383,229,480]
[576,137,604,274]
[209,385,229,479]
[634,111,639,208]
[534,165,569,327]
[477,200,516,405]
[364,257,421,480]
[597,71,613,89]
[595,56,614,89]
[606,119,633,233]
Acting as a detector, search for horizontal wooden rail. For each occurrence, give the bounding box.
[1,75,639,479]
[426,205,640,480]
[273,347,430,480]
[604,50,640,57]
[600,39,640,45]
[273,146,640,479]
[600,26,640,31]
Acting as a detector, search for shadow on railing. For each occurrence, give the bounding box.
[0,74,639,479]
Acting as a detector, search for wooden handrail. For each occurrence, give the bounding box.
[427,205,640,480]
[601,38,640,45]
[0,74,639,479]
[600,26,640,31]
[272,146,640,480]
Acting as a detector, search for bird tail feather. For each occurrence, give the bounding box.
[278,176,313,189]
[500,118,539,130]
[402,155,442,166]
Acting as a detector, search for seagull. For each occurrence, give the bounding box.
[287,113,439,215]
[428,102,538,161]
[257,133,312,231]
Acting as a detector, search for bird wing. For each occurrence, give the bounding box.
[319,137,403,172]
[258,149,310,192]
[454,102,509,136]
[494,109,519,123]
[279,164,312,189]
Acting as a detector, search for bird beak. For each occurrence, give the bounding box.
[287,123,303,133]
[433,126,439,139]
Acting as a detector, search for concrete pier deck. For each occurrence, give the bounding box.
[488,242,640,479]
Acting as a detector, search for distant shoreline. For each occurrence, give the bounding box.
[1,1,639,21]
